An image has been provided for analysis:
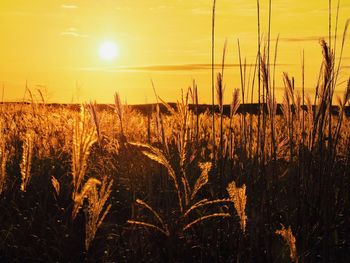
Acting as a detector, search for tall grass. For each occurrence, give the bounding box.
[85,176,113,250]
[275,225,298,263]
[0,1,349,262]
[20,131,33,192]
[0,123,7,195]
[71,105,100,220]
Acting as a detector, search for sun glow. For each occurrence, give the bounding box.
[99,41,119,61]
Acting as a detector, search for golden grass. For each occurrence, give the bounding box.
[0,134,7,195]
[85,176,113,250]
[51,176,60,196]
[20,131,34,192]
[183,213,230,232]
[191,162,211,200]
[0,4,348,260]
[71,105,97,199]
[226,181,247,233]
[129,141,183,212]
[72,177,101,219]
[275,224,298,263]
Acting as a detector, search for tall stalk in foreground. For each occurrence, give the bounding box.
[211,0,217,161]
[128,142,231,237]
[191,80,199,145]
[85,176,113,250]
[216,72,224,192]
[217,40,227,193]
[71,105,99,218]
[256,0,261,161]
[238,39,247,155]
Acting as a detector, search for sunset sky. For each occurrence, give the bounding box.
[0,0,349,104]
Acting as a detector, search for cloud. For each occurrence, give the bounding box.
[60,28,88,38]
[191,6,255,17]
[71,63,287,73]
[279,35,339,42]
[149,5,173,12]
[2,10,62,18]
[61,4,78,9]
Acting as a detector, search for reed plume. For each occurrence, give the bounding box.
[87,101,101,145]
[191,162,211,200]
[71,105,97,200]
[20,131,34,192]
[216,73,224,114]
[275,224,298,263]
[227,181,247,233]
[51,176,60,196]
[114,92,125,140]
[230,89,241,118]
[85,176,113,250]
[129,142,182,212]
[72,177,101,219]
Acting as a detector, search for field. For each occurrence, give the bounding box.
[1,60,350,262]
[1,1,350,262]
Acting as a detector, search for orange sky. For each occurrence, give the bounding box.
[0,0,349,104]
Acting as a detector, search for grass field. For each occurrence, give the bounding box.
[0,68,350,262]
[1,1,350,262]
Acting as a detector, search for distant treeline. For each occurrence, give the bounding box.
[2,102,350,116]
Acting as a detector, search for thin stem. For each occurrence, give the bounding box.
[211,0,217,161]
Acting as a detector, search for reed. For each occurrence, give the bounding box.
[0,1,349,261]
[275,225,298,263]
[20,131,34,192]
[85,176,113,250]
[211,0,217,161]
[71,105,99,220]
[191,162,211,200]
[51,175,60,196]
[129,142,183,212]
[114,92,125,141]
[0,126,7,195]
[226,181,247,233]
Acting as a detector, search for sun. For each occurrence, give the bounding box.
[99,41,119,61]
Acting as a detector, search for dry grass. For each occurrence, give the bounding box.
[226,181,247,233]
[85,176,113,250]
[191,162,211,200]
[0,1,349,262]
[0,132,7,195]
[275,224,298,263]
[20,131,33,192]
[71,105,97,200]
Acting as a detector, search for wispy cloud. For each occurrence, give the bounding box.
[60,27,88,38]
[279,35,339,42]
[60,32,87,38]
[70,63,287,73]
[61,4,78,9]
[2,10,62,18]
[149,5,173,12]
[191,6,255,17]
